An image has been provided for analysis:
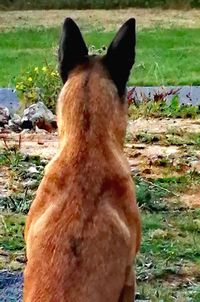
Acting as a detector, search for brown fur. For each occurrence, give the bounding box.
[24,33,141,302]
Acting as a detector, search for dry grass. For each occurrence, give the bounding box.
[0,8,200,31]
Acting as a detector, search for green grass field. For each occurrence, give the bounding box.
[0,26,200,87]
[1,147,200,299]
[1,10,200,301]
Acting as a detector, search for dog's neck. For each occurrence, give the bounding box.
[57,62,128,153]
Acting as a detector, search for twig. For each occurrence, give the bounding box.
[2,136,9,150]
[0,215,9,233]
[142,178,180,197]
[18,134,22,150]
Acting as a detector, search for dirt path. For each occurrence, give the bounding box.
[0,9,200,31]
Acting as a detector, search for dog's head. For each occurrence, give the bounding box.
[57,18,136,146]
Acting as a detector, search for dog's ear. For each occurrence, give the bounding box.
[103,18,136,97]
[58,18,88,84]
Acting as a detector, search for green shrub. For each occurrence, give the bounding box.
[15,64,61,112]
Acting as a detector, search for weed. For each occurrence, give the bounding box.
[15,63,60,112]
[0,147,45,213]
[129,96,200,120]
[135,176,169,211]
[135,133,160,144]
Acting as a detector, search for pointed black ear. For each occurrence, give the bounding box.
[103,18,136,97]
[58,18,88,84]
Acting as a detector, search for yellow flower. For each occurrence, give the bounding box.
[34,67,39,72]
[51,72,56,76]
[42,66,47,72]
[28,77,32,82]
[16,84,19,89]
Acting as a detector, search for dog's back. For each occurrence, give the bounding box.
[24,18,141,302]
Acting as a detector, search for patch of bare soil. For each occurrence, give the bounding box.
[0,9,200,31]
[128,118,200,134]
[0,131,59,160]
[1,117,200,206]
[180,189,200,207]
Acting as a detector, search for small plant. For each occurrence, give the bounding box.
[135,132,160,144]
[128,96,200,120]
[135,176,169,211]
[0,140,45,213]
[88,45,107,55]
[15,63,61,112]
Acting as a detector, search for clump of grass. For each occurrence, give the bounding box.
[135,176,169,211]
[0,214,25,251]
[0,144,45,213]
[0,193,33,214]
[135,133,160,144]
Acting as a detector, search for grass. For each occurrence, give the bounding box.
[1,13,200,299]
[0,214,25,251]
[137,208,200,301]
[0,27,200,86]
[1,147,200,299]
[135,175,200,300]
[1,163,200,299]
[0,147,45,213]
[132,131,200,147]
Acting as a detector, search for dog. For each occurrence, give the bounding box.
[24,17,141,302]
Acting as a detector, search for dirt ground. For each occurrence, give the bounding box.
[0,9,200,31]
[1,117,200,207]
[1,117,200,158]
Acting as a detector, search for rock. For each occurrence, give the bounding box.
[11,113,21,124]
[0,106,10,127]
[21,120,33,130]
[8,114,22,132]
[191,160,200,172]
[35,126,48,134]
[24,179,39,189]
[27,166,39,174]
[21,102,57,131]
[8,260,24,270]
[0,88,19,114]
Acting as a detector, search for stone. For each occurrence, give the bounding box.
[21,102,57,131]
[24,179,39,190]
[8,114,22,132]
[0,106,10,126]
[0,88,19,114]
[27,166,39,174]
[191,160,200,172]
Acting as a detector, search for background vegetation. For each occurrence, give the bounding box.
[0,0,200,10]
[1,27,200,87]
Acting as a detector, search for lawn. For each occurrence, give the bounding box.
[1,146,200,300]
[1,112,200,300]
[1,8,200,302]
[0,26,200,87]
